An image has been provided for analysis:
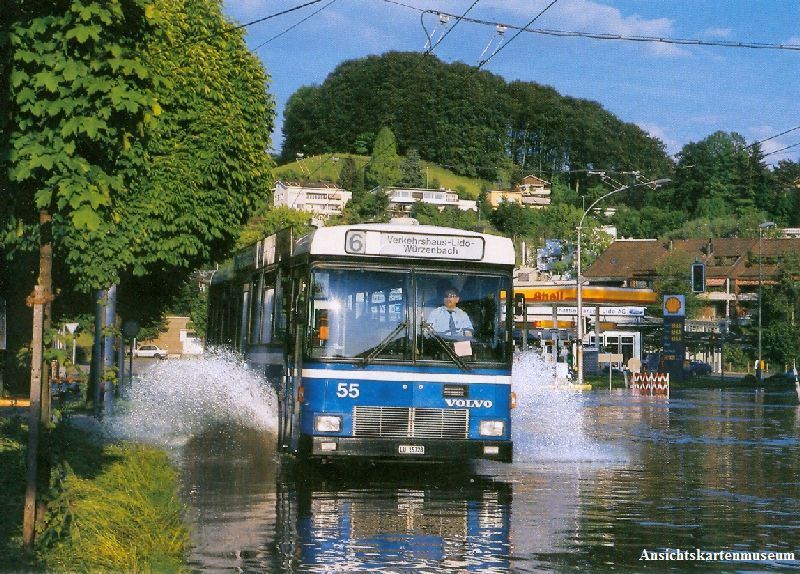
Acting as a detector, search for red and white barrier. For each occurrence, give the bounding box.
[630,372,669,397]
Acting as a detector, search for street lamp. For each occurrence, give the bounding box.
[575,178,672,386]
[757,221,776,381]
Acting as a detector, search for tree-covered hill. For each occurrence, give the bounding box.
[280,51,673,183]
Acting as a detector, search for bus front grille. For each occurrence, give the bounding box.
[352,407,469,439]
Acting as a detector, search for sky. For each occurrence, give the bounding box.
[223,0,800,165]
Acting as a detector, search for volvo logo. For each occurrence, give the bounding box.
[445,398,493,408]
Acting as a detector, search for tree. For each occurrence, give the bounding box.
[670,131,772,221]
[1,0,275,388]
[364,127,401,188]
[336,190,389,224]
[771,159,800,226]
[648,251,701,319]
[237,206,312,249]
[399,149,424,187]
[490,202,533,241]
[280,52,670,182]
[337,156,364,196]
[760,252,800,369]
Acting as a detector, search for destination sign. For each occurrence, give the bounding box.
[528,305,645,317]
[345,230,485,260]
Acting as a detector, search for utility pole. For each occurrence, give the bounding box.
[22,286,44,548]
[23,209,54,548]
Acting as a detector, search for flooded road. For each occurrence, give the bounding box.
[119,353,800,571]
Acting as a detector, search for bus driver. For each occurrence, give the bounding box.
[426,287,474,340]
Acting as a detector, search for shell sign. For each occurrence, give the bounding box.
[663,294,685,317]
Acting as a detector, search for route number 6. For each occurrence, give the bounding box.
[346,231,365,254]
[336,382,360,398]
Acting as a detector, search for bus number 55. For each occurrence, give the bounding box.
[336,382,360,398]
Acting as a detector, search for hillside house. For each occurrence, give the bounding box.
[273,181,352,218]
[487,174,552,209]
[381,187,477,217]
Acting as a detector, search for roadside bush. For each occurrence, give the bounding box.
[38,442,189,572]
[0,416,28,570]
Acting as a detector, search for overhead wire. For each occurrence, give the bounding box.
[251,0,340,51]
[382,0,800,54]
[150,0,328,57]
[423,0,482,56]
[478,0,560,69]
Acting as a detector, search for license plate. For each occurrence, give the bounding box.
[398,445,425,455]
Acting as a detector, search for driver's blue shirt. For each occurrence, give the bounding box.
[427,306,474,336]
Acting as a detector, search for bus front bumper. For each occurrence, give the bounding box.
[300,435,512,463]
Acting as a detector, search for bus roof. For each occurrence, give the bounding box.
[294,222,515,266]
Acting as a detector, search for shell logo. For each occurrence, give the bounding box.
[664,296,683,314]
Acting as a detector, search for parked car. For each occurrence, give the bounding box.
[133,344,167,359]
[685,360,712,376]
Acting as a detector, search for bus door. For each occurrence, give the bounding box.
[278,267,307,454]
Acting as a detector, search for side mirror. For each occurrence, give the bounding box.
[513,293,525,317]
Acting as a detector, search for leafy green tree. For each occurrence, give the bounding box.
[1,0,159,279]
[771,159,800,226]
[490,202,533,241]
[280,86,319,163]
[476,188,493,222]
[237,206,312,249]
[760,252,800,369]
[648,251,701,319]
[336,190,389,224]
[671,131,771,221]
[352,132,374,155]
[399,149,424,187]
[613,205,688,238]
[410,203,477,230]
[364,127,402,188]
[1,0,274,388]
[280,52,670,182]
[663,211,766,240]
[337,156,363,194]
[167,273,208,338]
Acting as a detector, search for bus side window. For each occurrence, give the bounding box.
[249,272,263,344]
[259,271,276,344]
[273,271,291,342]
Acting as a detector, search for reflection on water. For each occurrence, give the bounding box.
[117,352,800,571]
[277,465,512,573]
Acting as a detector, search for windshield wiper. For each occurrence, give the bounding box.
[420,322,472,372]
[359,322,407,367]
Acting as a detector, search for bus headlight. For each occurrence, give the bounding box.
[479,420,505,437]
[315,415,342,432]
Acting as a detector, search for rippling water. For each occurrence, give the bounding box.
[114,351,800,572]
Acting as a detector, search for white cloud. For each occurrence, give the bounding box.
[704,27,732,38]
[483,0,687,56]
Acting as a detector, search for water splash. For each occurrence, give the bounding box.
[106,347,278,446]
[512,350,625,463]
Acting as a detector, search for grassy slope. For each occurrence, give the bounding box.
[273,153,489,199]
[0,416,188,572]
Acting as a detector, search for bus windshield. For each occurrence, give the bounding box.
[307,267,509,364]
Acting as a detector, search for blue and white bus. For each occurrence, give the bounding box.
[207,221,515,462]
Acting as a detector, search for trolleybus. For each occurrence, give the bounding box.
[207,221,515,462]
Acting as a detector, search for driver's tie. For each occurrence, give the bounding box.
[448,311,456,336]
